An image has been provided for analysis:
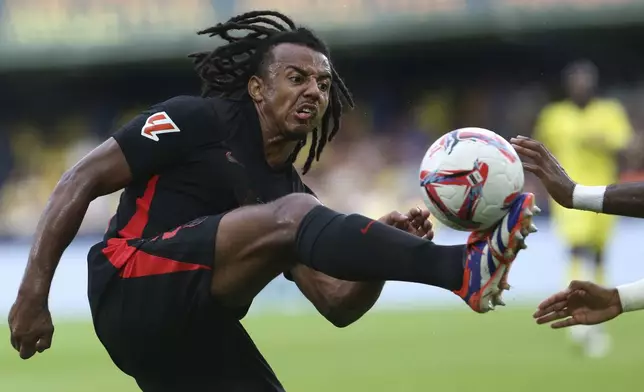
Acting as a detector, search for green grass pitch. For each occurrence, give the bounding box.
[1,307,642,392]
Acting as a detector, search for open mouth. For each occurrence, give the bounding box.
[295,104,317,121]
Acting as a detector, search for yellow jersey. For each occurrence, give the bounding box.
[534,98,632,186]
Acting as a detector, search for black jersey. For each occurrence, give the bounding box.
[90,93,314,321]
[86,94,315,391]
[106,94,313,243]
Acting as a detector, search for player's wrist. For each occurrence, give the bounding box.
[609,288,624,315]
[18,273,52,303]
[572,184,606,213]
[616,279,644,312]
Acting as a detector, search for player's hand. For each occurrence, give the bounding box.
[533,280,623,328]
[8,294,54,359]
[510,135,576,208]
[379,207,434,240]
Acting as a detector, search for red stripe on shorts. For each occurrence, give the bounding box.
[102,238,211,279]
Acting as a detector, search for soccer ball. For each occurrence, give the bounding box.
[419,127,524,232]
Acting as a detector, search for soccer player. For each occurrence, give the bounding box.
[530,60,632,356]
[511,135,644,331]
[9,11,537,391]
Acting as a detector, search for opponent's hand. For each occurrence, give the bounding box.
[8,294,54,359]
[379,206,434,240]
[510,135,576,208]
[533,280,623,328]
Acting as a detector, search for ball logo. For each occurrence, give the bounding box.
[427,130,458,158]
[420,160,490,230]
[428,129,517,164]
[456,130,517,163]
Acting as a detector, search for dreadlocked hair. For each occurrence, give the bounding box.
[189,10,354,174]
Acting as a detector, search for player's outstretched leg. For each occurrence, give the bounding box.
[210,193,538,312]
[212,193,463,307]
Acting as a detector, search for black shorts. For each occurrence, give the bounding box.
[87,215,285,392]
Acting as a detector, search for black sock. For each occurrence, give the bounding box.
[295,205,465,291]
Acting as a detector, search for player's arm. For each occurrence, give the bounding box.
[595,183,644,217]
[533,278,644,328]
[9,96,206,359]
[9,139,133,358]
[17,139,132,299]
[511,135,644,218]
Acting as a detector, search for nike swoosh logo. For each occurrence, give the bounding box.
[360,220,375,234]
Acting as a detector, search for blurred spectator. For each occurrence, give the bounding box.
[532,60,634,358]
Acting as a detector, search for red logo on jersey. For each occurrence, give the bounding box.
[360,220,376,234]
[141,111,181,141]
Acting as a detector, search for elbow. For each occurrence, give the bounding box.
[55,166,98,201]
[51,169,81,197]
[325,309,362,328]
[322,299,370,328]
[57,168,80,188]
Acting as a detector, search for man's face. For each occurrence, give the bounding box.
[565,68,597,103]
[250,43,331,140]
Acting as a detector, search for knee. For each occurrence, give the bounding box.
[273,193,322,226]
[270,193,322,243]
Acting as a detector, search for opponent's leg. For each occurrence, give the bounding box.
[211,192,538,313]
[568,246,594,282]
[593,246,606,285]
[565,244,612,358]
[584,219,612,358]
[592,212,613,285]
[566,246,595,341]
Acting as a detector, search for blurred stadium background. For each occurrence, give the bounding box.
[2,1,644,391]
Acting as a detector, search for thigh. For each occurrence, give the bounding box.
[98,215,222,331]
[210,194,321,308]
[93,216,223,373]
[92,215,288,388]
[97,278,283,391]
[94,271,213,375]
